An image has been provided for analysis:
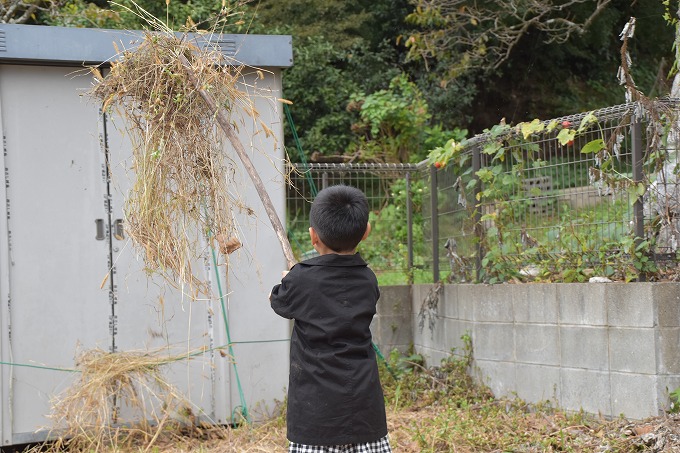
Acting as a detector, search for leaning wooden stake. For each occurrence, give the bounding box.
[178,54,297,269]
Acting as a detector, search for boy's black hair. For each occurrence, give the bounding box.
[309,185,369,253]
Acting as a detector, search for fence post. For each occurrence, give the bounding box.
[430,165,440,283]
[406,171,414,284]
[473,145,482,282]
[631,117,646,282]
[321,171,329,191]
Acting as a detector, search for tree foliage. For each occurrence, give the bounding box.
[349,73,453,163]
[36,0,251,31]
[6,0,675,162]
[446,0,674,133]
[404,0,612,84]
[1,0,66,24]
[281,36,363,156]
[246,0,414,160]
[250,0,374,50]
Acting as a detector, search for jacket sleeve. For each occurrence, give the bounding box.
[269,267,298,319]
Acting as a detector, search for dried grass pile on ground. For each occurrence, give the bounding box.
[90,30,268,295]
[41,347,217,452]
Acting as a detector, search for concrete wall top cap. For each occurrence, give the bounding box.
[0,23,293,68]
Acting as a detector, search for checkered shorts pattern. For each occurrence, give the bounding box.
[288,435,392,453]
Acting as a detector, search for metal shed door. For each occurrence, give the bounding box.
[103,109,222,424]
[0,64,111,444]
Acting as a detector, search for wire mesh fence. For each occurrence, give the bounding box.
[429,100,680,283]
[286,163,426,284]
[285,100,680,284]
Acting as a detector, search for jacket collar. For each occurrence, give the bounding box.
[301,252,368,267]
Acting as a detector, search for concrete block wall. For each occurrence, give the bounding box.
[373,282,680,420]
[371,285,413,355]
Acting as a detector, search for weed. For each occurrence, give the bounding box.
[669,387,680,413]
[379,335,647,452]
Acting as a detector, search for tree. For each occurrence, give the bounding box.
[405,0,612,84]
[250,0,374,50]
[281,36,364,157]
[22,0,671,160]
[245,0,413,161]
[36,0,251,31]
[1,0,66,24]
[349,73,431,162]
[403,0,673,134]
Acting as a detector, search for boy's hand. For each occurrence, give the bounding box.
[268,270,289,301]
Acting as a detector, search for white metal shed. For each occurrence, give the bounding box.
[0,23,292,446]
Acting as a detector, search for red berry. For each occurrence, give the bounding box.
[434,162,442,168]
[562,120,572,128]
[567,140,574,146]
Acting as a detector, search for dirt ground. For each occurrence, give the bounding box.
[385,408,680,452]
[11,400,680,452]
[605,414,680,452]
[131,406,680,452]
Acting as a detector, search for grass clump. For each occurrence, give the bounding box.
[379,336,640,452]
[89,21,276,296]
[37,347,226,452]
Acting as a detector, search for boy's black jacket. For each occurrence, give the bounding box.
[269,253,388,446]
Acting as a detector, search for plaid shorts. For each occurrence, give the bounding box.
[288,435,392,453]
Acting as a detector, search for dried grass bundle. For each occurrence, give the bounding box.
[46,347,219,451]
[89,30,270,296]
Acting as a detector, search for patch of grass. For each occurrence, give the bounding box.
[378,338,643,452]
[375,268,432,286]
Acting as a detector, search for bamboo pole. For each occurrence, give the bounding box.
[178,54,296,269]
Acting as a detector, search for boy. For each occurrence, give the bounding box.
[269,185,391,453]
